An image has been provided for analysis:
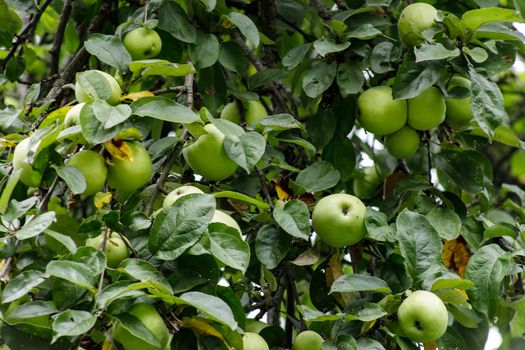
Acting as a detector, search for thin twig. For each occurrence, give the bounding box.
[152,86,186,95]
[39,175,60,212]
[49,0,74,75]
[256,166,274,210]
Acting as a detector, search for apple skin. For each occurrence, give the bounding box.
[75,70,121,106]
[12,138,42,187]
[85,231,130,268]
[243,332,269,350]
[385,126,420,159]
[352,166,381,199]
[211,210,241,235]
[220,102,241,124]
[357,86,407,136]
[123,27,162,60]
[311,194,367,248]
[398,3,439,46]
[292,330,324,350]
[407,86,446,131]
[113,303,169,350]
[182,124,238,181]
[244,100,267,126]
[67,150,107,196]
[397,290,448,343]
[162,185,204,209]
[446,75,473,127]
[64,103,85,127]
[107,142,153,193]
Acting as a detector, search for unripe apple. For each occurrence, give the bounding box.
[407,86,446,130]
[398,3,439,46]
[123,27,162,60]
[352,166,381,199]
[75,70,122,105]
[244,100,268,125]
[64,103,85,127]
[85,231,130,268]
[385,126,420,159]
[220,102,241,124]
[243,332,269,350]
[12,138,42,187]
[211,210,241,235]
[311,194,367,248]
[292,330,324,350]
[183,124,238,181]
[446,75,473,127]
[397,290,448,343]
[357,86,407,136]
[113,303,169,350]
[162,185,204,209]
[67,150,107,196]
[107,142,153,193]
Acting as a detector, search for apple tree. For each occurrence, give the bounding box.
[0,0,524,349]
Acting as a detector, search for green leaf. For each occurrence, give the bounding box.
[85,34,131,72]
[357,338,386,350]
[199,0,216,11]
[464,244,511,317]
[295,161,340,193]
[91,100,132,129]
[1,271,46,303]
[149,194,215,260]
[219,41,249,74]
[76,70,117,103]
[45,230,77,254]
[45,261,98,294]
[129,60,195,77]
[213,191,269,210]
[336,62,364,96]
[344,24,382,40]
[8,300,57,320]
[208,223,250,272]
[114,313,161,348]
[79,102,123,144]
[313,38,350,57]
[254,114,302,134]
[158,0,196,43]
[369,42,397,74]
[0,169,22,214]
[414,43,460,62]
[392,53,444,99]
[224,131,266,173]
[189,32,220,69]
[469,67,506,139]
[431,276,474,291]
[131,96,200,124]
[365,208,396,242]
[51,310,96,343]
[396,210,444,286]
[322,135,356,182]
[0,0,22,47]
[283,43,311,69]
[272,199,310,240]
[179,291,237,330]
[56,166,86,195]
[248,68,288,90]
[16,212,56,240]
[330,274,391,294]
[426,207,462,240]
[255,224,292,269]
[302,61,337,98]
[118,259,173,294]
[226,12,260,47]
[461,8,520,32]
[5,56,25,82]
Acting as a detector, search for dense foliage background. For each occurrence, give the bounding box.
[0,0,524,349]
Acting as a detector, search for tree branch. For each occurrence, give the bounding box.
[309,0,332,21]
[49,0,74,75]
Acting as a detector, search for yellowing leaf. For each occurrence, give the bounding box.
[0,138,16,148]
[102,338,113,350]
[95,192,112,209]
[326,252,354,307]
[423,341,437,350]
[181,317,232,350]
[275,183,291,201]
[104,140,133,161]
[361,319,376,334]
[39,105,73,128]
[115,127,143,140]
[121,91,154,102]
[442,239,471,278]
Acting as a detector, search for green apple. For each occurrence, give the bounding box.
[64,103,85,127]
[352,166,381,199]
[107,142,152,193]
[123,27,162,60]
[12,138,42,187]
[407,86,446,130]
[446,75,473,127]
[311,194,367,248]
[85,231,130,268]
[113,303,169,350]
[357,86,407,136]
[244,100,268,125]
[183,124,238,181]
[385,126,420,159]
[398,3,439,46]
[245,319,269,333]
[220,102,241,124]
[243,332,269,350]
[211,210,241,235]
[75,70,122,105]
[398,290,448,343]
[162,185,204,209]
[292,330,324,350]
[67,150,107,196]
